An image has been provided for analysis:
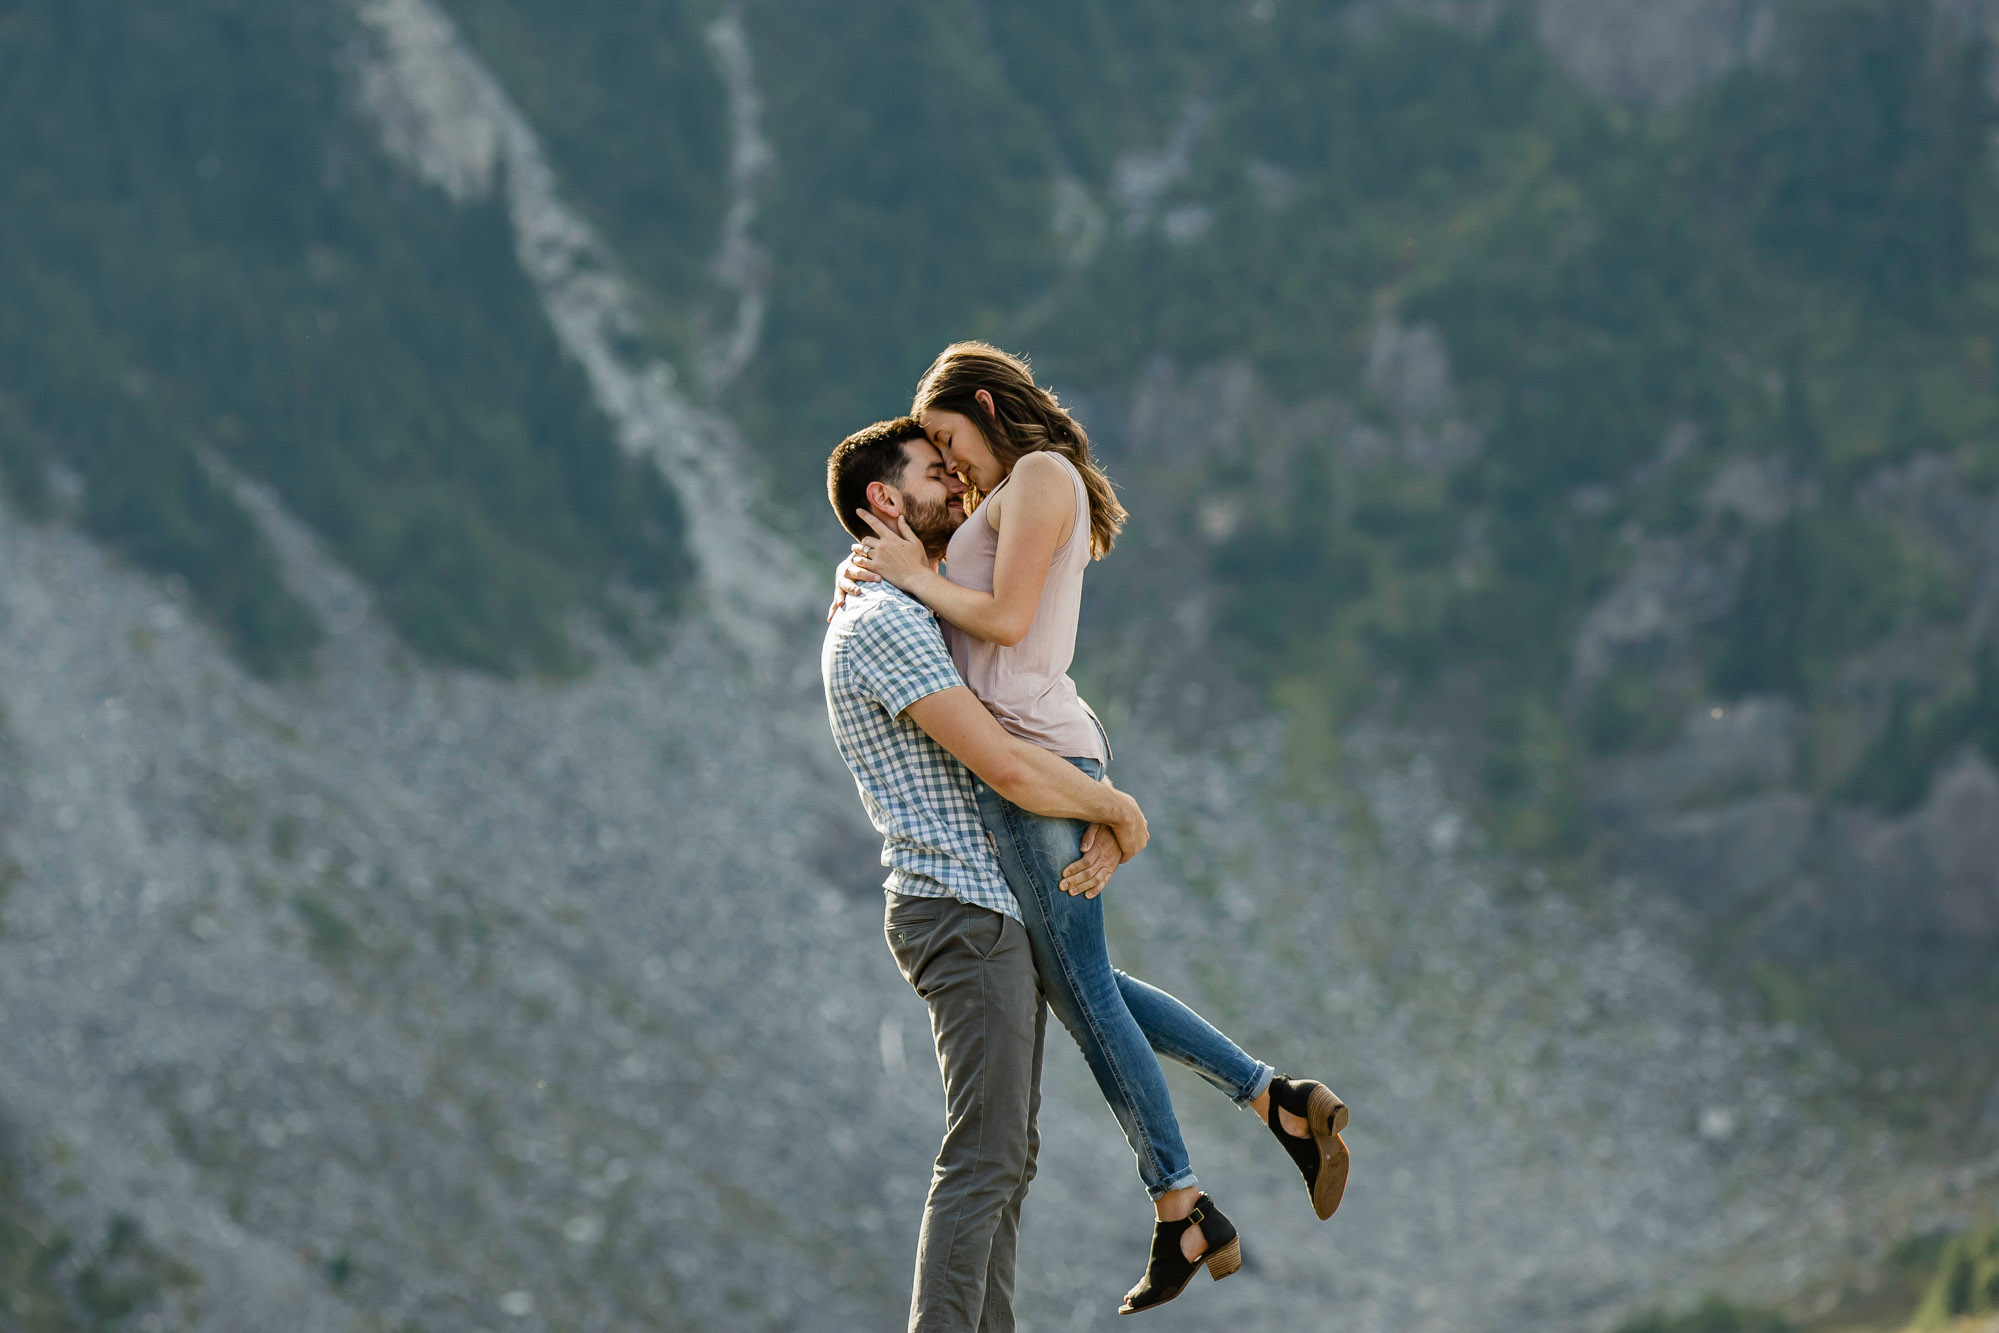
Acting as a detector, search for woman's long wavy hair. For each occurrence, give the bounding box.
[912,341,1126,559]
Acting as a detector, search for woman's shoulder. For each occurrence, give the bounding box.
[1008,450,1083,500]
[995,451,1074,516]
[1013,449,1081,482]
[994,452,1084,547]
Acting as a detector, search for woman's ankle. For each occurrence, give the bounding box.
[1154,1184,1201,1222]
[1254,1077,1311,1137]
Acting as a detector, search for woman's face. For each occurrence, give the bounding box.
[921,407,1004,493]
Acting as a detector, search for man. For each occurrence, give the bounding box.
[822,417,1147,1332]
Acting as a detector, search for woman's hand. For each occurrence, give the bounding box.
[824,549,879,621]
[852,510,932,591]
[842,543,881,591]
[1059,825,1121,898]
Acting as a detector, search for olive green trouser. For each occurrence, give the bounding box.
[885,892,1047,1333]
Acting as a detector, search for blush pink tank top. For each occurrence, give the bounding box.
[941,452,1109,763]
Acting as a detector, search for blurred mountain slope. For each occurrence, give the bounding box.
[0,454,1965,1332]
[438,0,1999,1080]
[0,0,1997,1330]
[0,0,692,675]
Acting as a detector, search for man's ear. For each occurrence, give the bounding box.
[864,479,903,517]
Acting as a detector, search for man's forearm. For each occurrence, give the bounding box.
[986,738,1124,823]
[902,685,1135,836]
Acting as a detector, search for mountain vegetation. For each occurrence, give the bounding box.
[1917,1221,1999,1328]
[437,0,1999,1154]
[3,0,1992,1018]
[0,0,691,675]
[1612,1219,1999,1333]
[8,0,1996,1069]
[441,0,1999,833]
[1617,1299,1798,1333]
[12,0,1995,805]
[0,1143,197,1332]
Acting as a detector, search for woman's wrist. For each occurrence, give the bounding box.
[897,564,944,601]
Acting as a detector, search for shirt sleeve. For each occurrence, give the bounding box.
[852,603,966,717]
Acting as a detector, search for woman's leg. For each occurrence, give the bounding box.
[1113,970,1275,1109]
[973,778,1197,1201]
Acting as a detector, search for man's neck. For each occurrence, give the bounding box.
[863,503,948,573]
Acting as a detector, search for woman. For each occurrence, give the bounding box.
[847,342,1349,1315]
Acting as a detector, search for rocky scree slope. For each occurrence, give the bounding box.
[2,446,1979,1333]
[0,1,1996,1329]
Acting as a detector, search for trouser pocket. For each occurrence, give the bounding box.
[888,894,1018,992]
[886,893,947,988]
[967,909,1010,961]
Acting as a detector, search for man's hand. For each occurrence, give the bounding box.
[1060,825,1120,898]
[1107,788,1148,862]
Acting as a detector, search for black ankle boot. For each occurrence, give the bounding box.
[1265,1074,1350,1220]
[1118,1194,1241,1315]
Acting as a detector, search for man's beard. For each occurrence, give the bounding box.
[902,494,965,558]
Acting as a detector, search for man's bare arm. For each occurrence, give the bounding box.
[905,686,1148,859]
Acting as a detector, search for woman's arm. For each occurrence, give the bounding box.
[855,452,1074,646]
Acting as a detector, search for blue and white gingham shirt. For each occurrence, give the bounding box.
[821,579,1020,920]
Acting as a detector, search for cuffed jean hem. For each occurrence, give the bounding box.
[1232,1063,1278,1110]
[1150,1169,1200,1200]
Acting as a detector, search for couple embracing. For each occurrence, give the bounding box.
[821,343,1349,1329]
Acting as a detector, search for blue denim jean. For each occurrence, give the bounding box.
[974,758,1275,1199]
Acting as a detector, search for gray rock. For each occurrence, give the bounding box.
[1922,751,1999,941]
[1594,699,1801,820]
[1356,0,1776,105]
[1125,357,1321,480]
[1534,0,1776,106]
[1616,793,1814,916]
[1776,751,1999,989]
[1366,314,1458,426]
[1109,102,1211,237]
[1705,455,1803,527]
[1360,314,1483,473]
[1569,536,1737,701]
[1244,158,1299,210]
[1857,452,1999,641]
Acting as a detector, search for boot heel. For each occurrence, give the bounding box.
[1309,1082,1349,1138]
[1205,1236,1242,1281]
[1268,1075,1352,1222]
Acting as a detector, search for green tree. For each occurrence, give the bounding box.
[1616,1297,1793,1333]
[0,0,692,675]
[1915,1222,1999,1326]
[1697,0,1995,309]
